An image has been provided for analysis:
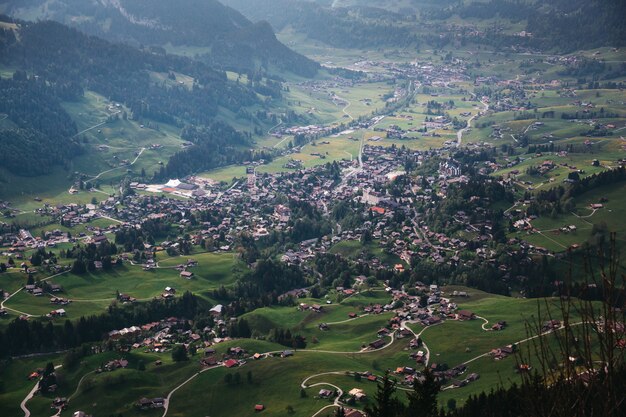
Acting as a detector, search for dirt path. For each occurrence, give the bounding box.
[2,270,71,317]
[88,147,145,181]
[72,111,121,139]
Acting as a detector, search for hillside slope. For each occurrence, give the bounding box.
[0,18,265,178]
[0,0,319,76]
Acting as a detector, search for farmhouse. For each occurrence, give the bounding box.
[348,388,367,401]
[318,389,333,398]
[457,310,476,320]
[224,359,239,368]
[369,339,386,349]
[180,270,194,279]
[344,409,366,417]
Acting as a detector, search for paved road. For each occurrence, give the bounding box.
[21,365,63,417]
[457,100,489,146]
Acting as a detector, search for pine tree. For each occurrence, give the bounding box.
[365,371,404,417]
[405,369,440,417]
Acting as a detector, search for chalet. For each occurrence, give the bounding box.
[369,339,386,349]
[92,235,108,245]
[457,310,476,320]
[348,312,358,319]
[224,359,239,368]
[254,404,265,412]
[49,284,63,293]
[491,320,507,331]
[282,350,294,357]
[377,328,390,337]
[180,270,194,279]
[348,388,367,401]
[467,373,480,381]
[32,288,44,297]
[319,389,333,398]
[137,397,165,409]
[200,357,218,367]
[210,304,224,316]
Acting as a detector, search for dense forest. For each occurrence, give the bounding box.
[428,0,626,52]
[0,74,82,175]
[0,20,260,126]
[223,0,419,49]
[157,123,272,179]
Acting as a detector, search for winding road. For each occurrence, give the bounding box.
[87,147,146,181]
[457,100,489,146]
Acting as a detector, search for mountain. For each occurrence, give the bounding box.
[222,0,419,49]
[424,0,626,52]
[0,0,319,76]
[0,17,268,176]
[222,0,626,52]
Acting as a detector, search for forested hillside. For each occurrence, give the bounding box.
[0,0,319,76]
[223,0,419,48]
[427,0,626,52]
[0,74,82,176]
[0,17,273,177]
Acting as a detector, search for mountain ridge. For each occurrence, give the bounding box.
[0,0,319,76]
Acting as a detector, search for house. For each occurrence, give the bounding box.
[201,357,218,367]
[224,359,239,368]
[282,350,294,357]
[369,339,385,349]
[210,304,224,316]
[319,388,333,398]
[457,310,476,320]
[348,388,367,401]
[254,404,265,412]
[180,270,194,279]
[137,398,165,409]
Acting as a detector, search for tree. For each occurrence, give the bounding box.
[446,398,456,411]
[405,368,440,417]
[300,388,307,398]
[171,345,188,362]
[224,373,233,385]
[137,360,146,371]
[365,371,404,417]
[335,407,346,417]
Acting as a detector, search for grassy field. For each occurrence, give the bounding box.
[0,286,596,416]
[3,252,240,318]
[512,181,626,251]
[329,240,403,267]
